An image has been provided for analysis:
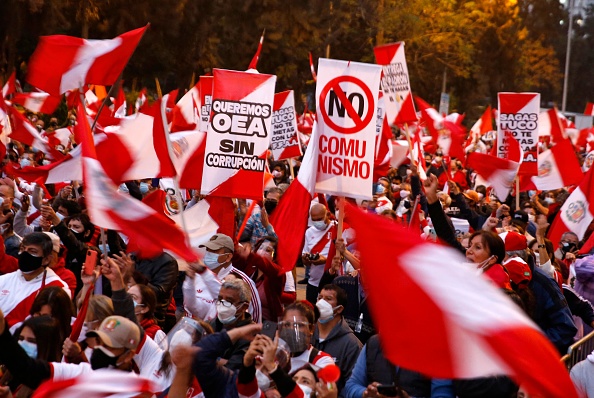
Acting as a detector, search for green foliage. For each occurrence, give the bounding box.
[0,0,572,118]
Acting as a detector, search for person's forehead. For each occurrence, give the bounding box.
[219,287,240,300]
[266,191,280,200]
[320,289,336,299]
[0,185,12,196]
[22,243,43,252]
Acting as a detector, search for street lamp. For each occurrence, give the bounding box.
[562,0,582,113]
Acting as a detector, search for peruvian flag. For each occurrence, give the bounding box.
[548,166,594,250]
[12,92,62,114]
[135,88,147,113]
[247,30,265,70]
[269,122,320,272]
[27,25,148,96]
[170,82,199,132]
[271,90,302,161]
[8,107,65,160]
[169,130,207,189]
[347,204,577,398]
[10,104,176,184]
[584,102,594,116]
[76,100,198,261]
[111,87,127,118]
[466,133,523,200]
[391,140,410,169]
[374,42,418,125]
[469,106,493,142]
[2,71,17,99]
[531,138,583,190]
[538,108,566,144]
[309,52,317,81]
[32,369,158,398]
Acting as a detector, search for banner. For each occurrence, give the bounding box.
[497,92,540,176]
[315,58,381,199]
[198,76,213,132]
[201,69,276,199]
[374,42,418,126]
[271,90,302,160]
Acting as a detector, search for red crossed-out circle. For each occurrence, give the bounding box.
[319,75,375,134]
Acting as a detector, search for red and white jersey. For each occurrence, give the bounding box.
[0,268,70,328]
[134,334,173,392]
[50,361,93,381]
[302,222,335,286]
[290,346,335,373]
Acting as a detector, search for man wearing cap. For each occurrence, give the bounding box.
[0,311,144,389]
[499,230,576,353]
[0,232,70,329]
[183,233,262,323]
[445,181,485,231]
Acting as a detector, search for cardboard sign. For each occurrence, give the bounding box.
[271,90,302,160]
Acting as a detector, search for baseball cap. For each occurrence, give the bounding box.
[463,190,480,203]
[43,232,60,253]
[86,316,140,350]
[513,210,529,223]
[504,258,532,286]
[199,233,235,252]
[499,231,528,251]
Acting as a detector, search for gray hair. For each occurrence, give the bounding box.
[221,278,252,303]
[506,249,530,263]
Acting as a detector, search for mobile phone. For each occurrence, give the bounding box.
[376,384,399,397]
[83,250,98,276]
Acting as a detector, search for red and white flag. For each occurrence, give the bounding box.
[374,42,418,126]
[347,204,577,398]
[27,25,148,96]
[548,166,594,250]
[416,97,466,161]
[170,83,199,132]
[469,105,492,142]
[8,107,65,160]
[584,102,594,116]
[498,92,540,176]
[271,90,302,160]
[247,30,265,70]
[76,101,198,262]
[538,108,566,144]
[390,140,410,169]
[2,71,17,99]
[315,58,381,199]
[201,69,276,199]
[32,369,158,398]
[269,122,320,272]
[309,52,317,81]
[111,87,127,118]
[134,88,147,113]
[531,138,583,190]
[12,92,61,114]
[169,130,207,189]
[467,133,523,200]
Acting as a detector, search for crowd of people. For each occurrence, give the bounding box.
[0,108,593,398]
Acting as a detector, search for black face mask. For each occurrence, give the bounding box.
[264,200,278,214]
[71,230,86,242]
[18,251,44,273]
[90,346,119,370]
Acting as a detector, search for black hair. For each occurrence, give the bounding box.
[468,230,505,264]
[320,284,347,308]
[30,286,74,339]
[58,200,81,217]
[22,232,54,257]
[65,213,95,242]
[16,315,63,362]
[284,301,315,326]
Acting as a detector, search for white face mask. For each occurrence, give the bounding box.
[312,220,327,231]
[256,369,271,391]
[272,170,282,178]
[477,193,484,201]
[391,183,400,192]
[216,300,239,324]
[316,299,335,323]
[534,252,540,265]
[400,190,410,199]
[528,214,535,222]
[544,197,555,205]
[203,251,224,269]
[298,384,313,398]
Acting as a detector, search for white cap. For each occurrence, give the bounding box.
[43,232,60,253]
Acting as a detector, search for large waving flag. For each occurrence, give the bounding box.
[8,107,65,160]
[269,122,319,272]
[466,133,523,200]
[347,204,577,398]
[12,92,62,114]
[27,25,148,96]
[75,100,198,261]
[531,138,583,190]
[469,105,492,143]
[548,166,594,251]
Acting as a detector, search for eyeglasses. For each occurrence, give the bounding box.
[216,299,238,308]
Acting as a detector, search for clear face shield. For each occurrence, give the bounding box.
[166,317,207,352]
[277,316,311,354]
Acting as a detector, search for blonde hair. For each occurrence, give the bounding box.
[85,295,114,323]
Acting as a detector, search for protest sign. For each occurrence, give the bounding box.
[271,90,302,160]
[198,76,213,132]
